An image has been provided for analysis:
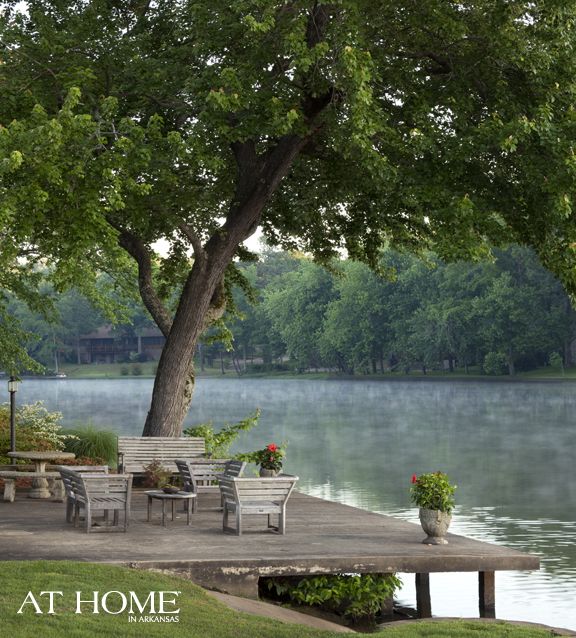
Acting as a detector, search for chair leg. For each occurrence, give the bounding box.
[223,504,228,531]
[279,506,286,535]
[236,509,242,536]
[113,510,119,526]
[66,498,74,523]
[85,506,92,533]
[125,502,130,530]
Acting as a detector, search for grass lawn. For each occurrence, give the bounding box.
[60,363,157,378]
[57,362,576,381]
[0,562,558,638]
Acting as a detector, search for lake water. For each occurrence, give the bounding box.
[11,377,576,630]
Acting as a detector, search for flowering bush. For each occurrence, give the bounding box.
[410,471,457,513]
[243,442,285,471]
[0,402,75,462]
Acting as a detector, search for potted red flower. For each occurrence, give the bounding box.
[253,443,285,477]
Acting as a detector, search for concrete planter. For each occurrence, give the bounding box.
[419,508,452,545]
[259,468,278,477]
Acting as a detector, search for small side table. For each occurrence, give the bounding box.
[145,491,197,527]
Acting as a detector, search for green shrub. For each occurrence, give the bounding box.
[62,425,118,467]
[131,363,142,376]
[549,351,564,371]
[483,351,507,375]
[410,471,457,513]
[184,409,260,458]
[266,573,402,623]
[120,366,130,376]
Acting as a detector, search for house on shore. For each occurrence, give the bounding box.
[78,326,165,363]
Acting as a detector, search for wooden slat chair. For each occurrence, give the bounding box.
[57,466,109,524]
[175,459,246,511]
[117,437,206,475]
[63,470,133,533]
[219,474,298,535]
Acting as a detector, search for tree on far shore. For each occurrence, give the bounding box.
[3,1,576,435]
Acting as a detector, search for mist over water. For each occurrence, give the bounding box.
[14,377,576,630]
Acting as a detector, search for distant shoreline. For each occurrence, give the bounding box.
[18,369,576,384]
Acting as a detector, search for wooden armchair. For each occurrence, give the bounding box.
[175,459,246,510]
[59,469,132,533]
[219,474,298,535]
[58,466,109,524]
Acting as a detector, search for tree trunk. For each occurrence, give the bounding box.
[142,258,227,436]
[507,350,515,376]
[139,84,329,436]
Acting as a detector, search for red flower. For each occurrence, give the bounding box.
[411,474,418,484]
[267,443,278,452]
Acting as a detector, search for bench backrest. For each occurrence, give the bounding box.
[175,459,246,492]
[117,437,205,473]
[219,474,298,506]
[57,465,109,474]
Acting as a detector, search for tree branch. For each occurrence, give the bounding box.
[178,222,207,266]
[399,50,453,75]
[109,222,173,337]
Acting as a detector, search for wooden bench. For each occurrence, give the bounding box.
[117,436,206,474]
[0,471,64,502]
[219,474,299,535]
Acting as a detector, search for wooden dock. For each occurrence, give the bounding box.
[0,490,539,618]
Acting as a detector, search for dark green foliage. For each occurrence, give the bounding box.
[5,1,576,435]
[229,246,576,376]
[183,409,261,458]
[266,573,402,623]
[62,426,118,467]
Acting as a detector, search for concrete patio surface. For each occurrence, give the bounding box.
[0,488,539,617]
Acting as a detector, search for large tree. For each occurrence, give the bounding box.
[2,1,576,435]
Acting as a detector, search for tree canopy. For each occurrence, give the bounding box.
[2,1,576,433]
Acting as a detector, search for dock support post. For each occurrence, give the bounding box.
[479,571,495,618]
[415,573,432,618]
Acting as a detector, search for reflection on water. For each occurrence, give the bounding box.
[14,377,576,630]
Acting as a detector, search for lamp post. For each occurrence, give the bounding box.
[8,377,20,465]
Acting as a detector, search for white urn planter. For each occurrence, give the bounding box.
[419,508,452,545]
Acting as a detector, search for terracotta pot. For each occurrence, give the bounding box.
[419,508,452,545]
[259,467,278,477]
